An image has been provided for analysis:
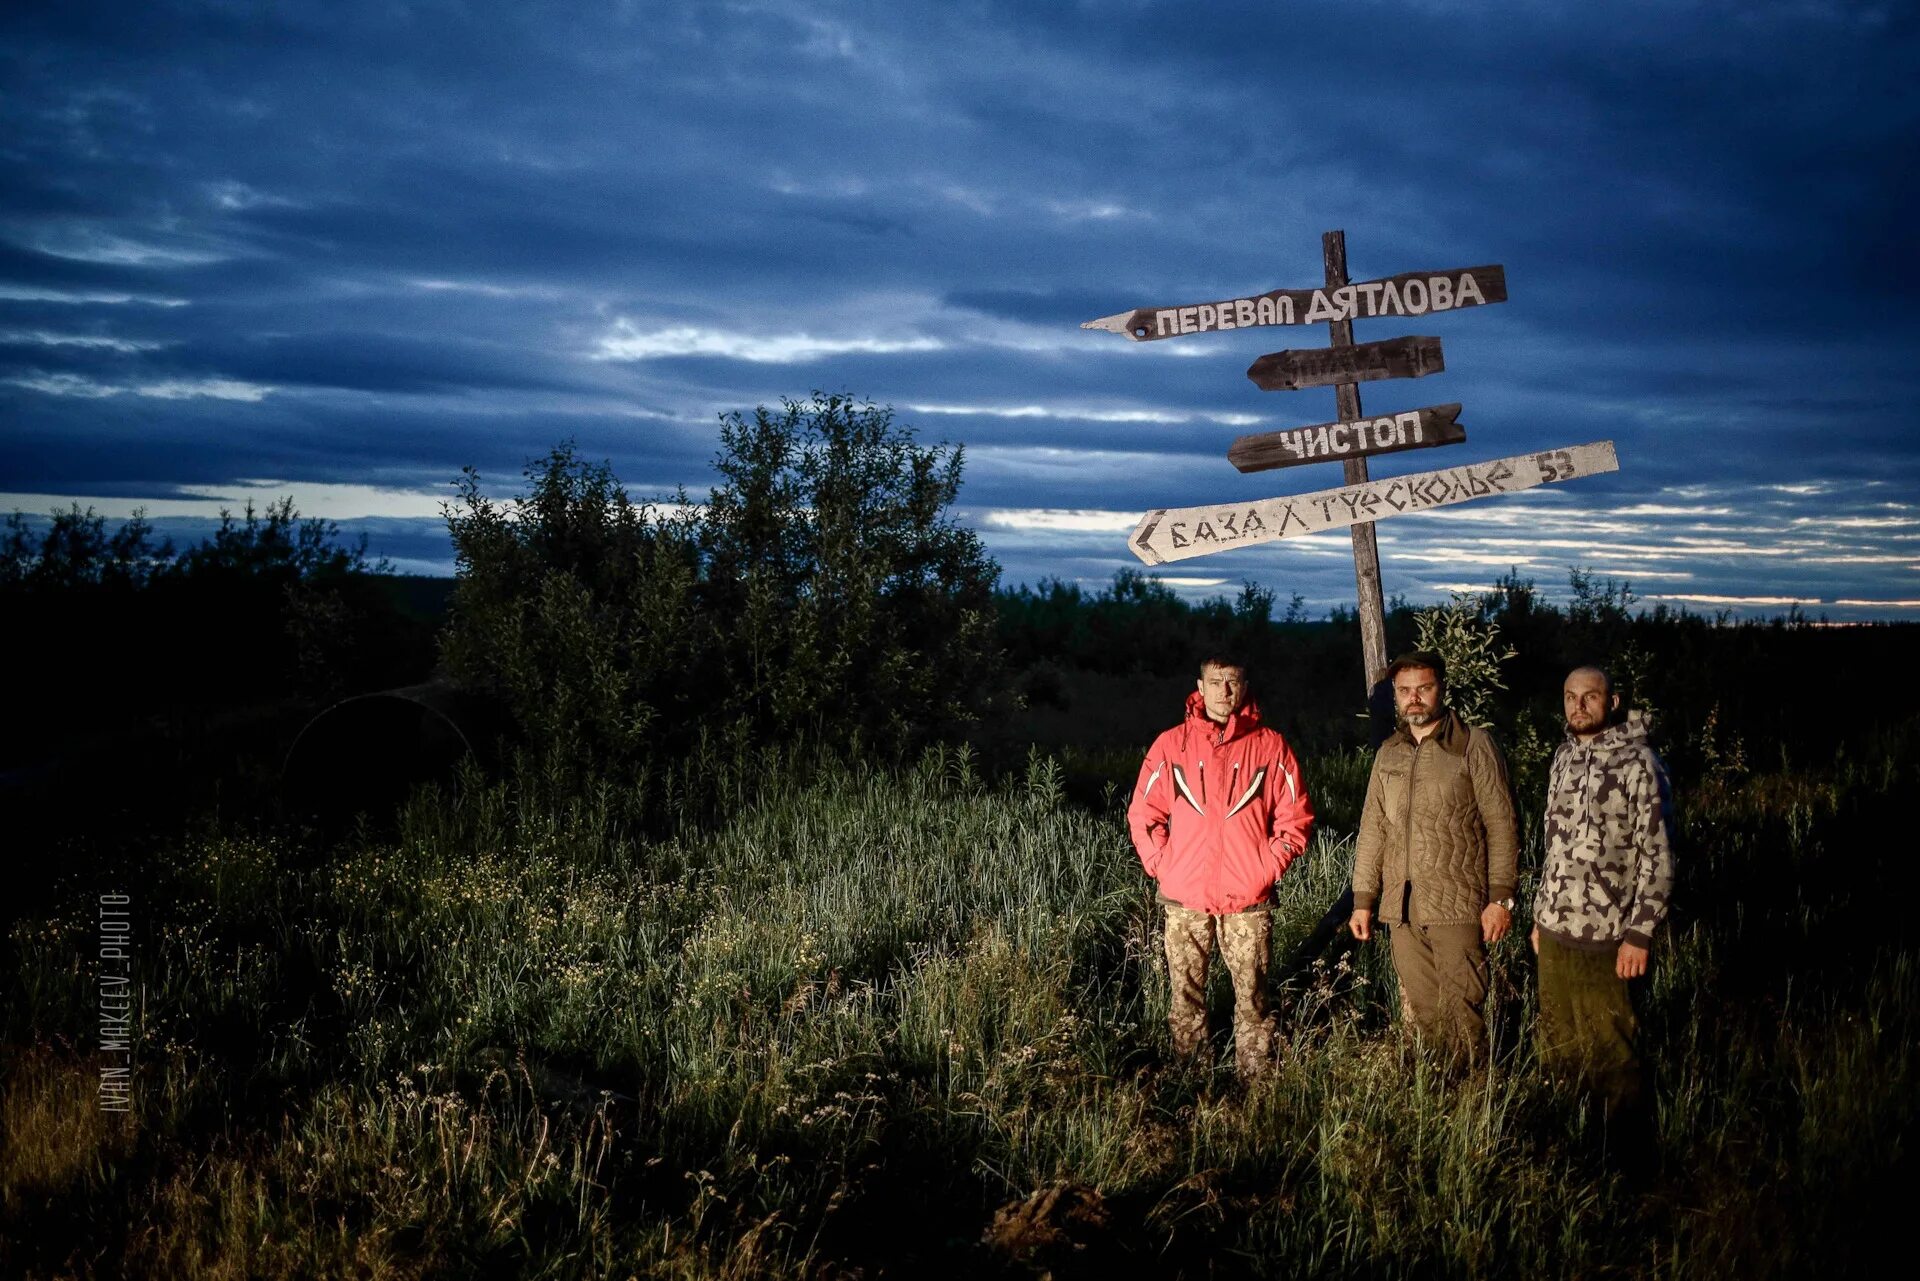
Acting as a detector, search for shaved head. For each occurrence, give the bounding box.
[1568,665,1613,697]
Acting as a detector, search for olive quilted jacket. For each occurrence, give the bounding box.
[1352,710,1519,926]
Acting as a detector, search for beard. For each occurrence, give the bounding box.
[1401,705,1439,726]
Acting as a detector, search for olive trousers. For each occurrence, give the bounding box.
[1387,921,1489,1065]
[1535,930,1644,1118]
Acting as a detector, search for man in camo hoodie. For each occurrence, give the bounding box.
[1530,666,1675,1120]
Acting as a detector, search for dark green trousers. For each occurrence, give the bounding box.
[1536,930,1643,1117]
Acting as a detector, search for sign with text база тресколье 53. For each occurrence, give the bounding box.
[1128,442,1619,566]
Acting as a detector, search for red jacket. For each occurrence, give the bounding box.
[1128,692,1314,914]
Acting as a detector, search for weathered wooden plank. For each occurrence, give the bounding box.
[1082,265,1507,342]
[1129,441,1619,566]
[1246,335,1444,391]
[1229,404,1466,473]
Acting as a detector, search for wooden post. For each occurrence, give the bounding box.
[1323,230,1390,694]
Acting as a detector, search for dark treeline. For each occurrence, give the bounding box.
[1,500,437,767]
[6,406,1910,816]
[7,512,1908,797]
[998,566,1913,779]
[2,397,1004,840]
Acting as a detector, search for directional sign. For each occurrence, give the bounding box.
[1082,265,1507,342]
[1247,335,1443,392]
[1229,404,1466,474]
[1129,441,1618,566]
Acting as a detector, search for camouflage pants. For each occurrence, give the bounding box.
[1163,904,1274,1078]
[1536,931,1643,1118]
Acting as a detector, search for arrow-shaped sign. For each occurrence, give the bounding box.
[1247,335,1444,392]
[1130,441,1619,566]
[1229,404,1466,474]
[1083,265,1506,342]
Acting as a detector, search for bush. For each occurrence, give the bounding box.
[440,444,706,789]
[1411,591,1516,729]
[440,394,1011,799]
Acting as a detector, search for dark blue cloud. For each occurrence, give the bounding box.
[2,0,1916,617]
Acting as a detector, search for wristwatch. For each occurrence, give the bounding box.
[1495,898,1515,911]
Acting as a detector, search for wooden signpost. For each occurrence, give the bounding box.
[1130,442,1618,566]
[1083,236,1618,980]
[1083,265,1508,342]
[1082,230,1618,700]
[1319,233,1393,688]
[1246,335,1444,391]
[1228,403,1466,474]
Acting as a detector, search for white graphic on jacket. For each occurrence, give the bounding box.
[1129,691,1314,915]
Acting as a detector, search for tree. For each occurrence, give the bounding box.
[702,394,1006,753]
[440,394,1010,789]
[1,504,174,590]
[162,498,401,699]
[0,499,413,741]
[440,444,705,785]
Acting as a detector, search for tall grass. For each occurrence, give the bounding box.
[4,735,1915,1277]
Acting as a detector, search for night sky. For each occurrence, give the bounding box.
[5,2,1917,618]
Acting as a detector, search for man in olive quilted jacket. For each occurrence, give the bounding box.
[1348,652,1520,1066]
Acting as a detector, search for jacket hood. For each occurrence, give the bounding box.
[1184,689,1265,739]
[1567,706,1654,750]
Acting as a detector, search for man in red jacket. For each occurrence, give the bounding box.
[1128,656,1315,1078]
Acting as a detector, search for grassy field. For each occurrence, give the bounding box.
[4,727,1916,1278]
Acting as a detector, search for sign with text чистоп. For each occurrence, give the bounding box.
[1082,265,1506,342]
[1129,442,1617,566]
[1229,404,1466,474]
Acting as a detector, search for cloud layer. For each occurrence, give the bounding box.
[3,1,1917,617]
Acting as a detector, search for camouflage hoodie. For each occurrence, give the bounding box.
[1534,709,1675,951]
